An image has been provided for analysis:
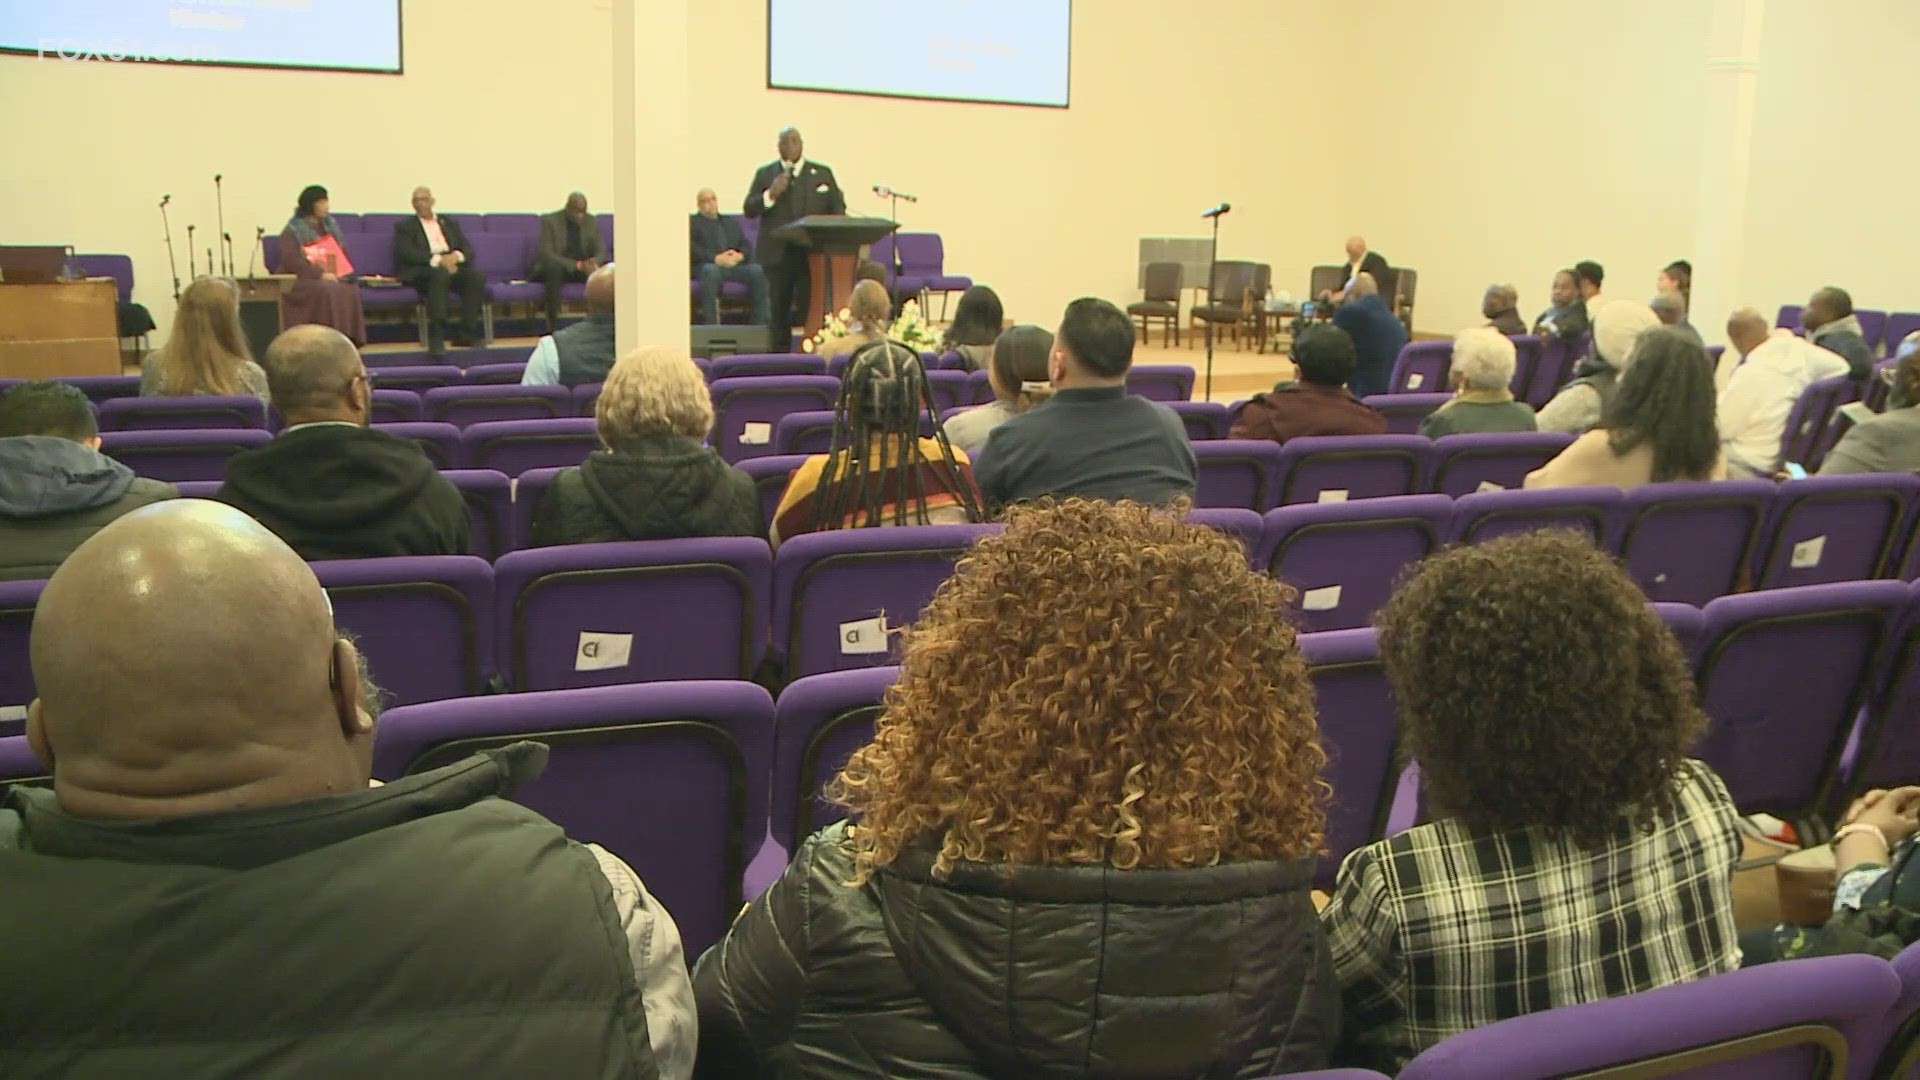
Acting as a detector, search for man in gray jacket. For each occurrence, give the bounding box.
[0,380,176,581]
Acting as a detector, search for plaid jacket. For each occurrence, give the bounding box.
[1321,761,1742,1073]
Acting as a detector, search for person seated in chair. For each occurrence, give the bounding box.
[394,186,486,356]
[1821,335,1920,475]
[939,285,1004,371]
[1650,290,1702,348]
[1481,283,1527,336]
[533,192,604,332]
[1330,273,1407,398]
[942,324,1053,454]
[1230,325,1388,445]
[1419,328,1537,437]
[1320,235,1389,303]
[139,276,270,403]
[690,188,769,327]
[1532,268,1590,347]
[522,264,617,388]
[1802,285,1876,380]
[277,184,367,347]
[1718,307,1849,477]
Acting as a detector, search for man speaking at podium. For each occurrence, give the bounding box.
[744,126,845,348]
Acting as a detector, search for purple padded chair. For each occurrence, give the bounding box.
[511,466,567,551]
[97,395,268,432]
[312,555,494,705]
[894,233,971,317]
[1388,340,1452,393]
[772,410,839,456]
[570,381,603,418]
[1362,393,1451,435]
[0,580,44,734]
[1695,580,1910,824]
[1274,434,1427,506]
[424,384,570,427]
[1862,939,1920,1080]
[370,364,463,393]
[61,375,143,403]
[1450,486,1621,546]
[0,734,48,783]
[453,345,536,369]
[1857,310,1889,354]
[924,369,970,414]
[1259,495,1453,633]
[1302,628,1403,891]
[1754,474,1919,590]
[461,362,529,385]
[1777,304,1805,330]
[1653,602,1708,666]
[1395,953,1900,1080]
[769,666,894,852]
[771,525,999,681]
[479,213,538,233]
[1167,400,1230,440]
[442,469,513,560]
[1620,480,1774,606]
[1426,431,1575,496]
[373,421,462,470]
[1126,364,1196,402]
[1846,584,1920,795]
[965,369,994,405]
[370,388,424,424]
[708,354,827,380]
[1522,335,1581,408]
[371,680,774,960]
[74,253,135,304]
[1506,334,1543,399]
[474,232,542,312]
[1193,440,1286,510]
[458,418,599,477]
[709,376,841,464]
[1882,314,1920,358]
[99,428,271,484]
[493,537,772,689]
[1185,507,1265,566]
[357,212,410,236]
[1779,374,1859,472]
[738,455,808,529]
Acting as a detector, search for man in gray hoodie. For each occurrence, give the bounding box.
[0,381,177,581]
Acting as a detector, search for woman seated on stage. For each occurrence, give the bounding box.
[940,284,1004,371]
[941,324,1053,454]
[139,277,270,403]
[277,184,368,347]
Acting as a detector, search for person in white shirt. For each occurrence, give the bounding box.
[1320,236,1389,303]
[393,186,486,356]
[1718,307,1850,477]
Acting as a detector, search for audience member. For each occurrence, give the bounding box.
[1822,337,1920,475]
[694,500,1338,1079]
[1481,284,1526,336]
[394,186,485,356]
[1331,272,1408,397]
[942,324,1053,454]
[0,501,693,1077]
[690,187,770,326]
[533,192,604,332]
[1803,286,1876,379]
[0,381,176,581]
[940,284,1003,371]
[1527,327,1725,489]
[1659,260,1693,308]
[1719,307,1850,476]
[771,341,982,546]
[139,276,270,402]
[1535,299,1660,434]
[1741,785,1920,965]
[216,325,468,559]
[1533,268,1590,346]
[812,279,890,361]
[277,184,367,347]
[1650,290,1703,347]
[531,346,758,547]
[1419,328,1537,437]
[1324,530,1742,1073]
[1322,235,1390,303]
[974,297,1196,509]
[1573,259,1605,307]
[522,264,617,387]
[1230,325,1388,444]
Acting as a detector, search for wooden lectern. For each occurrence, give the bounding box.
[773,215,899,338]
[0,278,120,378]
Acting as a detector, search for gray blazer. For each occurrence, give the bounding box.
[536,210,605,268]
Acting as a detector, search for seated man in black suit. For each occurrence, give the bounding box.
[533,192,605,332]
[1322,236,1390,303]
[690,188,769,326]
[394,186,486,356]
[743,127,845,348]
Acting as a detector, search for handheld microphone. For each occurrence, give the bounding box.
[1200,202,1232,219]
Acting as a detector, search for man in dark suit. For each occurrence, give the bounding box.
[534,192,605,332]
[394,186,486,356]
[743,127,845,349]
[691,188,769,325]
[1321,236,1391,303]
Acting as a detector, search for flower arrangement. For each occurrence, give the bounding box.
[802,298,944,357]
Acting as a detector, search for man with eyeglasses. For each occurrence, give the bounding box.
[216,324,468,559]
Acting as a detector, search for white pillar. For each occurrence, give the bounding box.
[1688,0,1767,344]
[611,0,691,356]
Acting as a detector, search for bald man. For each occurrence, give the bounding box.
[691,187,769,326]
[1332,272,1409,397]
[522,263,618,387]
[394,185,485,355]
[218,325,469,559]
[0,501,693,1077]
[1719,306,1849,476]
[1322,236,1390,303]
[1802,286,1875,379]
[744,127,846,348]
[1649,290,1703,347]
[534,191,605,331]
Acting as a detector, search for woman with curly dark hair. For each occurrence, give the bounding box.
[1526,326,1725,489]
[1322,531,1741,1073]
[694,500,1338,1079]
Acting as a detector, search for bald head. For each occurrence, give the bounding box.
[28,501,376,820]
[1649,290,1687,326]
[565,191,589,220]
[1349,272,1379,298]
[586,263,616,316]
[696,187,719,218]
[1726,307,1771,355]
[1805,286,1853,332]
[261,325,368,426]
[778,127,803,163]
[1345,236,1366,262]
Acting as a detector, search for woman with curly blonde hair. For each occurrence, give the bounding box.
[693,499,1337,1079]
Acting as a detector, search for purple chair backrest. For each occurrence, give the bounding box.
[709,354,827,379]
[345,228,395,278]
[772,410,839,456]
[1192,440,1286,510]
[60,375,142,403]
[770,667,895,850]
[370,388,424,424]
[1394,953,1900,1080]
[1777,304,1805,329]
[1857,310,1889,353]
[894,233,944,274]
[1849,585,1920,794]
[924,369,970,413]
[1185,507,1265,566]
[1523,335,1582,408]
[571,382,603,418]
[512,466,568,551]
[1620,481,1773,606]
[459,418,599,477]
[470,231,534,279]
[424,384,570,427]
[98,428,272,483]
[1754,474,1919,590]
[462,363,530,385]
[493,537,772,689]
[1450,486,1621,547]
[312,555,494,706]
[1652,602,1708,666]
[709,376,841,464]
[1869,940,1920,1080]
[1388,341,1452,393]
[1362,393,1451,435]
[358,212,409,236]
[1506,334,1543,398]
[771,525,1000,681]
[1126,364,1196,402]
[1260,495,1453,633]
[1275,435,1427,506]
[1426,432,1575,496]
[1168,400,1230,440]
[1301,628,1402,891]
[372,421,462,470]
[75,253,134,301]
[1696,580,1910,821]
[371,680,774,960]
[966,368,994,404]
[0,735,48,784]
[370,365,463,393]
[1779,374,1856,470]
[598,214,615,257]
[97,395,267,432]
[441,469,513,560]
[0,581,44,732]
[738,454,808,528]
[481,213,539,233]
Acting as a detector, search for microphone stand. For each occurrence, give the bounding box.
[187,225,197,280]
[159,195,181,300]
[223,234,235,277]
[214,173,229,275]
[246,226,264,279]
[1204,211,1222,399]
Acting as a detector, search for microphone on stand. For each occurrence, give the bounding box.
[1200,202,1232,219]
[187,224,198,279]
[159,194,182,300]
[222,233,234,277]
[247,226,264,279]
[214,173,229,275]
[872,185,919,203]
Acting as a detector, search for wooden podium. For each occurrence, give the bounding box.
[0,278,120,378]
[774,215,898,338]
[235,274,296,359]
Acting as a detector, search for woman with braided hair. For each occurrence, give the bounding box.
[770,340,982,546]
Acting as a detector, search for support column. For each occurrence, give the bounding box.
[1688,0,1766,343]
[611,0,691,357]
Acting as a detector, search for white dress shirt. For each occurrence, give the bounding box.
[521,335,561,386]
[419,215,452,267]
[1718,329,1851,475]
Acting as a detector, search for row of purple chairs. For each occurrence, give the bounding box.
[1386,334,1728,407]
[1778,304,1920,356]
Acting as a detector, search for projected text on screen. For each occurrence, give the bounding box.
[768,0,1070,108]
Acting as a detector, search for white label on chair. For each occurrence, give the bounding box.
[840,615,889,655]
[1407,373,1424,389]
[1317,489,1350,504]
[1476,480,1505,493]
[1301,585,1343,612]
[0,705,25,724]
[740,422,771,446]
[575,632,634,671]
[1790,536,1827,569]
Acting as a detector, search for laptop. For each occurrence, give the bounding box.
[0,245,74,285]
